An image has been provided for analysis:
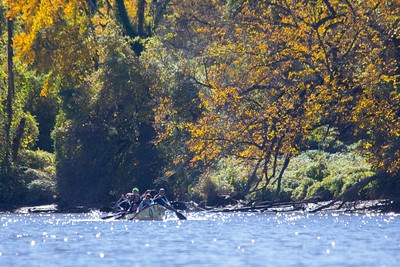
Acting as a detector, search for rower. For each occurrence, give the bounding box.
[116,187,140,212]
[153,188,170,207]
[127,187,141,212]
[138,193,153,212]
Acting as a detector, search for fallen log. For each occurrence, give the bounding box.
[209,198,321,213]
[310,173,384,212]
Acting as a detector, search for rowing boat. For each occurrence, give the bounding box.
[102,202,187,221]
[125,203,167,220]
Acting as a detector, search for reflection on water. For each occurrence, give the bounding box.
[1,211,399,267]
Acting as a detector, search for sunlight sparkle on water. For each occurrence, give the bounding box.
[1,211,400,267]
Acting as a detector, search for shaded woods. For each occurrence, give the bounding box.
[0,1,399,212]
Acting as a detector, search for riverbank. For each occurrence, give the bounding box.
[0,204,59,214]
[205,199,399,214]
[3,198,399,215]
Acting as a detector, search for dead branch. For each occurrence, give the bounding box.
[310,173,384,212]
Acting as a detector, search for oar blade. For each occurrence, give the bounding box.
[101,212,126,220]
[101,214,116,220]
[165,203,187,220]
[114,213,126,219]
[175,211,187,220]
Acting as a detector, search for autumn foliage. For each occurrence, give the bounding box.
[179,1,399,190]
[1,0,399,206]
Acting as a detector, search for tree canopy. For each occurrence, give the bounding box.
[0,0,399,208]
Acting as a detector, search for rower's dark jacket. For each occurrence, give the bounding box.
[153,195,169,207]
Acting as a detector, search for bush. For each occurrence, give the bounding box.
[18,149,55,170]
[305,161,329,181]
[281,148,374,201]
[306,181,333,200]
[191,157,248,205]
[11,150,57,205]
[246,186,274,202]
[367,173,400,200]
[291,178,314,200]
[191,146,376,204]
[25,179,57,204]
[192,174,220,205]
[306,176,343,200]
[20,168,50,183]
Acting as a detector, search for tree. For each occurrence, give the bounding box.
[1,5,47,202]
[3,16,15,175]
[140,0,220,197]
[0,11,16,200]
[53,26,156,206]
[4,0,169,206]
[151,0,399,199]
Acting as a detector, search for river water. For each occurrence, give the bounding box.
[1,211,399,267]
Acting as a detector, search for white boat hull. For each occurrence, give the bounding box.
[126,204,167,220]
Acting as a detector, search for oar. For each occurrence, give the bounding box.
[114,212,127,219]
[164,204,187,220]
[128,202,154,220]
[128,212,139,220]
[155,199,187,220]
[101,211,129,220]
[101,213,125,220]
[101,214,114,220]
[102,196,130,219]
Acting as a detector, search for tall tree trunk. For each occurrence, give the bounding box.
[115,0,143,55]
[272,156,291,201]
[3,18,15,175]
[12,117,26,161]
[137,0,146,37]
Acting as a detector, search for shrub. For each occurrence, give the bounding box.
[367,173,400,200]
[306,161,329,181]
[18,167,57,204]
[281,148,374,202]
[11,150,57,205]
[192,174,221,205]
[291,178,315,200]
[191,157,248,204]
[306,176,344,200]
[25,179,57,204]
[246,186,275,202]
[306,181,334,201]
[18,150,55,170]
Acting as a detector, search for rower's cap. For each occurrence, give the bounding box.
[132,187,139,192]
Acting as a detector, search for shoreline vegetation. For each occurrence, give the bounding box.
[1,150,399,215]
[1,148,398,215]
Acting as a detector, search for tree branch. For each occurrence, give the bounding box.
[310,173,384,212]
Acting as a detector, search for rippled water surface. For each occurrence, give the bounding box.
[1,211,399,267]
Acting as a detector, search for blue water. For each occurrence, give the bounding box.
[1,211,399,267]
